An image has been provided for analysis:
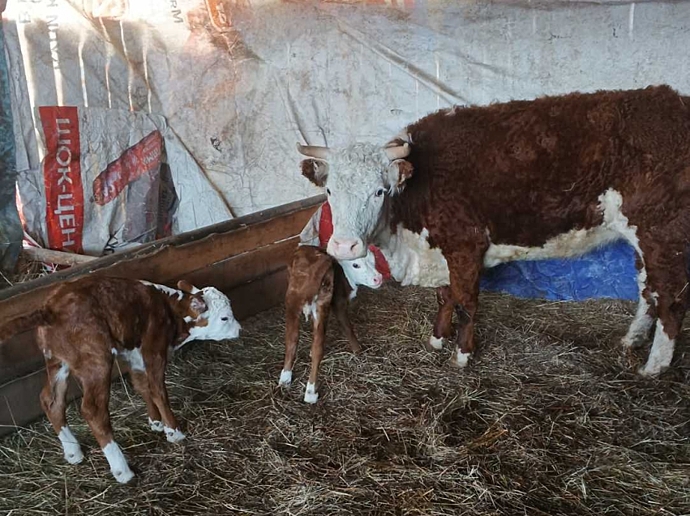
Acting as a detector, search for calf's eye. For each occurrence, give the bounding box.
[375,188,385,197]
[221,317,229,321]
[352,263,360,269]
[326,188,331,195]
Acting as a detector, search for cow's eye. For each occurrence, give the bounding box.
[221,317,229,321]
[326,188,331,195]
[375,188,385,197]
[352,263,360,269]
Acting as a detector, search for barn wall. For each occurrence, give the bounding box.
[2,0,687,297]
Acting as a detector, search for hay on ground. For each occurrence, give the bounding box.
[0,284,689,515]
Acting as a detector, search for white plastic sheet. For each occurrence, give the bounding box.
[3,0,690,254]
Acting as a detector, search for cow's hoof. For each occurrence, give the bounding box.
[637,364,663,378]
[349,343,364,354]
[278,369,293,387]
[304,382,319,404]
[427,335,444,351]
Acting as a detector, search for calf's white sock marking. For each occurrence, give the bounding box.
[304,382,319,404]
[428,335,444,350]
[278,369,292,386]
[148,418,164,433]
[102,441,134,484]
[164,426,186,443]
[639,321,675,377]
[58,427,84,464]
[454,350,471,368]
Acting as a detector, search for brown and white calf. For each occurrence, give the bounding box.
[0,276,241,483]
[298,85,690,377]
[279,245,382,403]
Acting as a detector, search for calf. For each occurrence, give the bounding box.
[0,276,241,483]
[279,245,382,403]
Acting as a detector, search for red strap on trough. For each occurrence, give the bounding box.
[317,201,391,280]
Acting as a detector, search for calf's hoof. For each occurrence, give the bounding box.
[451,350,471,368]
[112,466,135,484]
[148,418,165,433]
[427,335,444,351]
[278,369,292,387]
[349,343,363,354]
[64,446,84,465]
[304,382,319,404]
[165,427,186,443]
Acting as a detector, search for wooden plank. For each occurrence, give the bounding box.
[0,197,321,322]
[0,267,289,437]
[183,236,298,292]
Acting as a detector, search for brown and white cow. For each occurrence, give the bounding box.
[297,85,690,377]
[0,276,241,483]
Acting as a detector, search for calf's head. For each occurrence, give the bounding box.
[297,141,412,260]
[177,281,242,344]
[339,247,383,289]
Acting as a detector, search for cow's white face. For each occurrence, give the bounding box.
[339,249,383,289]
[298,142,412,260]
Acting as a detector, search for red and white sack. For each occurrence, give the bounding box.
[16,107,231,256]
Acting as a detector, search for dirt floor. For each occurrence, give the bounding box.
[0,284,689,515]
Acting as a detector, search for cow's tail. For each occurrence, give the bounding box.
[0,309,53,342]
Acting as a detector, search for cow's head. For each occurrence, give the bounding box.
[177,281,242,347]
[297,141,412,260]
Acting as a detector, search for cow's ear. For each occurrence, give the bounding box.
[300,159,329,187]
[386,159,414,190]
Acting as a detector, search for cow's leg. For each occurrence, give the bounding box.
[78,359,135,484]
[622,255,657,348]
[40,355,84,465]
[130,369,164,433]
[279,300,301,387]
[445,245,487,368]
[428,286,454,351]
[636,240,688,377]
[142,348,185,443]
[332,289,362,354]
[305,296,331,404]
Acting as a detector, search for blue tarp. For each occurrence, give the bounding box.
[479,240,639,301]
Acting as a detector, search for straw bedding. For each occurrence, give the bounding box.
[0,283,689,515]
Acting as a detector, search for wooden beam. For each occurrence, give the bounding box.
[21,247,98,267]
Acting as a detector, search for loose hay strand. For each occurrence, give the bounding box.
[0,284,689,515]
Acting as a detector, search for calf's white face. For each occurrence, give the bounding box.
[298,142,412,260]
[339,249,383,289]
[181,283,242,343]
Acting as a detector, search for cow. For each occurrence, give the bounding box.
[0,276,241,483]
[279,244,382,403]
[296,85,690,377]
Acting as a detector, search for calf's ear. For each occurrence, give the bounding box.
[386,159,414,190]
[177,280,200,294]
[300,159,329,187]
[190,297,207,315]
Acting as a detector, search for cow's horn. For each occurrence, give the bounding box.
[384,141,411,161]
[296,143,331,160]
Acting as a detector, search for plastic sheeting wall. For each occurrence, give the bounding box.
[3,0,689,297]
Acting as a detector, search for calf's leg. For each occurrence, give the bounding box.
[40,354,84,465]
[332,288,362,354]
[130,370,164,433]
[279,301,301,387]
[305,301,330,404]
[142,349,185,443]
[78,361,135,484]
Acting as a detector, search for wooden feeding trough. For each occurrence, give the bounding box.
[0,195,324,436]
